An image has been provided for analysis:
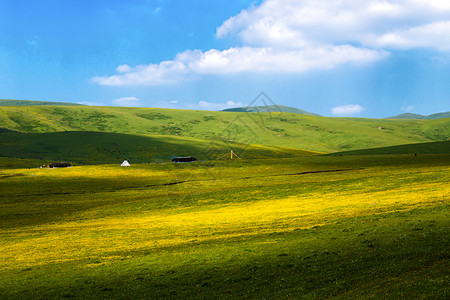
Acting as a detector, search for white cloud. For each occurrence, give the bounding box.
[415,0,450,10]
[93,46,388,85]
[92,0,450,86]
[187,46,387,74]
[116,64,132,73]
[113,97,142,107]
[217,0,450,50]
[195,100,244,111]
[332,104,365,116]
[367,21,450,51]
[401,105,415,112]
[77,101,106,106]
[93,61,188,86]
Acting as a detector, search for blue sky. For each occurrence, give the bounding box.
[1,0,449,118]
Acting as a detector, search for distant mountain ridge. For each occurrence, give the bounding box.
[0,99,84,106]
[223,105,320,116]
[386,112,450,119]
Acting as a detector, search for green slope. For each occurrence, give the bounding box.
[385,113,426,119]
[386,111,450,119]
[0,105,448,154]
[223,104,320,116]
[427,111,450,119]
[329,141,450,156]
[0,131,318,167]
[0,99,84,106]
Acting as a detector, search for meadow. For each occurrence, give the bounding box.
[1,154,449,298]
[0,131,319,167]
[1,105,449,155]
[1,102,448,298]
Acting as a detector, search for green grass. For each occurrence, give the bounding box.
[331,141,450,155]
[0,105,448,153]
[0,102,449,298]
[0,131,318,167]
[0,99,83,106]
[0,154,449,299]
[223,104,320,116]
[386,111,450,119]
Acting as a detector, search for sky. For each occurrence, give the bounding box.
[1,0,450,118]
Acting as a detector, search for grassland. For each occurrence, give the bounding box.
[1,105,449,155]
[223,104,320,116]
[0,99,83,106]
[0,102,448,298]
[331,141,450,156]
[1,154,449,299]
[0,131,318,167]
[386,112,450,119]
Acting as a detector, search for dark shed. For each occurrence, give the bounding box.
[171,157,197,163]
[49,162,72,168]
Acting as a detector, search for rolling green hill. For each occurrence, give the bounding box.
[0,131,317,167]
[386,111,450,119]
[0,99,83,106]
[427,112,450,119]
[330,141,450,156]
[223,104,320,116]
[0,106,448,158]
[386,113,426,119]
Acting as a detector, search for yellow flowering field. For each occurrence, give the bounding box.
[0,154,448,298]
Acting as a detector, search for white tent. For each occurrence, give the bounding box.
[121,160,130,167]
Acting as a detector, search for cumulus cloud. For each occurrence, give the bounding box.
[217,0,450,49]
[94,46,388,85]
[187,46,387,74]
[77,101,106,106]
[332,104,365,116]
[93,0,450,86]
[113,97,142,107]
[367,21,450,50]
[401,105,415,112]
[116,64,132,73]
[93,61,188,86]
[195,100,244,111]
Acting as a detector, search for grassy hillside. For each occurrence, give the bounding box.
[0,106,448,154]
[223,104,320,116]
[0,131,317,167]
[331,141,450,156]
[427,111,450,119]
[0,99,83,106]
[1,155,448,298]
[386,113,426,119]
[386,111,450,119]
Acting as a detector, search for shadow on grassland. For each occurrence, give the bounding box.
[329,141,450,156]
[0,131,316,167]
[0,131,209,165]
[3,204,448,299]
